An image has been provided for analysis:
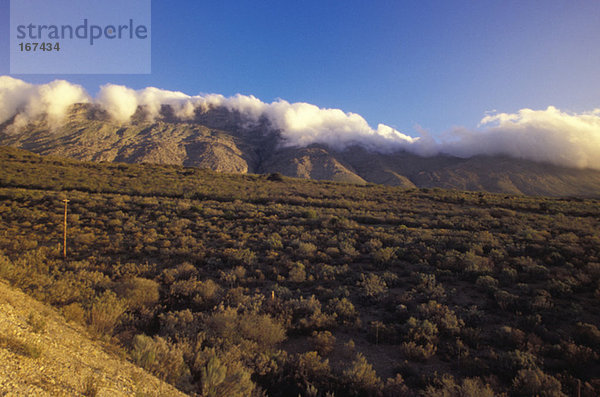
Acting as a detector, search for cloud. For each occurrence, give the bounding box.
[441,106,600,169]
[96,84,202,122]
[1,76,600,170]
[0,76,89,130]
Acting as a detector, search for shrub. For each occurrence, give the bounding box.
[267,172,284,181]
[327,297,358,326]
[310,331,336,357]
[295,351,331,385]
[358,273,388,301]
[475,275,499,292]
[497,350,539,379]
[425,374,495,397]
[417,300,464,334]
[206,308,286,349]
[238,312,286,349]
[130,334,189,385]
[0,334,43,359]
[372,247,396,266]
[158,309,198,342]
[383,374,410,396]
[195,348,255,397]
[288,262,307,283]
[297,242,318,258]
[81,375,100,397]
[303,209,318,219]
[405,317,439,344]
[512,368,566,397]
[114,277,160,310]
[342,353,382,396]
[62,302,86,324]
[88,291,126,335]
[400,341,436,361]
[27,312,47,333]
[575,322,600,348]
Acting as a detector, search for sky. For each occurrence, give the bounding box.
[1,0,600,139]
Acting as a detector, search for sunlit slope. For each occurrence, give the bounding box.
[2,104,600,196]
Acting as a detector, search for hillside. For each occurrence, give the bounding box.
[0,146,599,396]
[2,103,600,196]
[0,279,186,396]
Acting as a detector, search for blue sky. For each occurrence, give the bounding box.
[1,0,599,136]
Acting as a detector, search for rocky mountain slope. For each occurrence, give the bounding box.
[0,279,186,396]
[2,103,600,196]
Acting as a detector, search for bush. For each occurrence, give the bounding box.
[288,262,306,283]
[27,312,47,333]
[206,307,286,349]
[425,374,495,397]
[327,297,359,326]
[114,277,160,310]
[267,172,284,182]
[417,300,463,334]
[400,341,436,361]
[359,273,388,301]
[310,331,336,357]
[0,334,43,359]
[62,302,86,324]
[88,291,126,335]
[130,334,189,385]
[238,312,287,349]
[496,350,539,379]
[512,368,566,396]
[342,353,382,396]
[383,374,410,396]
[195,348,255,397]
[372,247,396,266]
[295,351,331,386]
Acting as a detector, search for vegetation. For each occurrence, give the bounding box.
[0,146,599,396]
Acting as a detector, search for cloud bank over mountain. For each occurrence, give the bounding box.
[0,76,90,130]
[1,76,600,170]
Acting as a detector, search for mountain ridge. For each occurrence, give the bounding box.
[2,103,600,197]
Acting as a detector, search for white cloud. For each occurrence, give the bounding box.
[2,77,600,170]
[442,106,600,169]
[0,76,89,130]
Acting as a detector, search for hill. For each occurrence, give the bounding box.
[0,146,599,396]
[0,278,186,396]
[2,103,600,196]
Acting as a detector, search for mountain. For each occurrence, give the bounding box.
[2,103,600,197]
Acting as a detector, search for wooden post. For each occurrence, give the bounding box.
[62,199,69,259]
